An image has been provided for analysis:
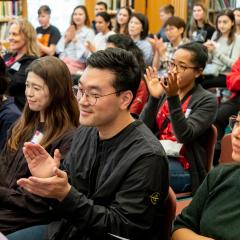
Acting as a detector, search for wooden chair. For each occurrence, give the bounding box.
[176,124,217,200]
[206,124,218,171]
[219,134,234,164]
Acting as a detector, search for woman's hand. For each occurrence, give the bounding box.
[160,71,179,97]
[144,66,164,98]
[64,25,76,44]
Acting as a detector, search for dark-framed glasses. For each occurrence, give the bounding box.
[77,89,123,106]
[167,60,199,73]
[229,115,240,130]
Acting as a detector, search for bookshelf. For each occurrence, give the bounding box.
[202,0,238,23]
[0,0,27,41]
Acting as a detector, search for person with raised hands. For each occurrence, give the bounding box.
[0,56,79,236]
[141,42,217,193]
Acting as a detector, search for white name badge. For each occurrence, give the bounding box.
[31,130,44,144]
[10,62,21,71]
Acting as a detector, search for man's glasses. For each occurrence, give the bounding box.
[76,89,122,106]
[167,60,199,73]
[229,115,240,130]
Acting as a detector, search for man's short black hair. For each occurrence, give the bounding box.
[38,5,51,15]
[87,48,141,106]
[96,1,108,10]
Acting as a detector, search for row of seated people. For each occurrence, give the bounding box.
[0,24,239,240]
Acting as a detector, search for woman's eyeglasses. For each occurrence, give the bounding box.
[167,60,199,73]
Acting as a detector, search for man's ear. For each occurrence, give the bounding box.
[119,90,133,110]
[195,68,203,78]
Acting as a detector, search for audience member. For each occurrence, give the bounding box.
[114,7,132,35]
[172,113,240,240]
[156,4,175,42]
[214,57,240,164]
[187,2,215,43]
[13,48,169,240]
[202,9,240,88]
[86,12,115,52]
[0,56,79,234]
[3,19,39,110]
[234,8,240,35]
[106,34,148,115]
[36,5,61,56]
[152,16,189,75]
[128,13,153,66]
[140,42,217,193]
[57,5,94,76]
[0,56,20,150]
[92,1,108,33]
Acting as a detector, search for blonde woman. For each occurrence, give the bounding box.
[3,19,39,110]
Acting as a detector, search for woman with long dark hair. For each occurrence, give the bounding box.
[0,56,79,234]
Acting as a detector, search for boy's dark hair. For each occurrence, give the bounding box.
[163,16,186,37]
[87,48,141,106]
[96,1,108,10]
[0,57,9,95]
[178,42,208,69]
[160,4,175,15]
[130,13,149,39]
[107,34,146,75]
[38,5,51,15]
[96,12,112,30]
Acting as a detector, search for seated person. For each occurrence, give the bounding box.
[214,58,240,164]
[172,113,240,240]
[156,4,175,42]
[11,48,169,240]
[187,2,215,43]
[140,42,217,193]
[36,5,61,56]
[0,56,79,234]
[106,34,148,115]
[202,9,240,89]
[128,13,153,66]
[3,19,39,110]
[57,5,95,77]
[85,12,115,53]
[0,56,21,150]
[152,16,189,76]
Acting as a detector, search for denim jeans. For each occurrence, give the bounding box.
[168,157,191,193]
[7,225,47,240]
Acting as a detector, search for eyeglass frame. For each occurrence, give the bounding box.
[76,88,124,106]
[167,60,200,73]
[229,115,240,130]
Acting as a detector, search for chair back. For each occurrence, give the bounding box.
[206,124,218,171]
[219,134,234,164]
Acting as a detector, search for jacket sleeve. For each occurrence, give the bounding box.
[213,36,240,68]
[52,155,169,239]
[168,90,217,143]
[140,95,165,134]
[0,130,74,214]
[226,58,240,92]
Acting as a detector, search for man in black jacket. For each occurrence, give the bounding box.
[15,48,169,240]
